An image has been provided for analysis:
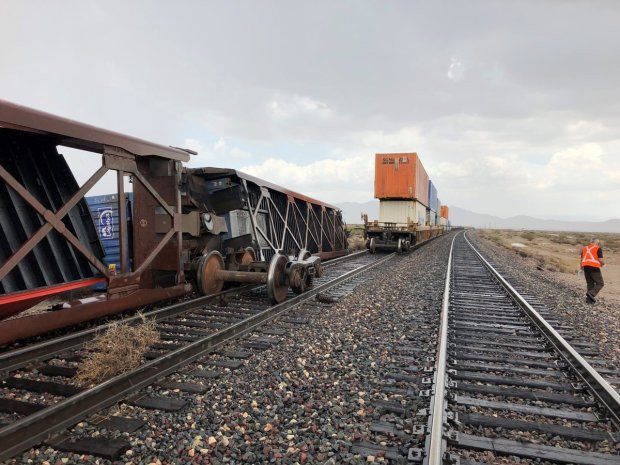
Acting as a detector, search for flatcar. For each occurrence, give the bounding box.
[0,100,347,343]
[363,217,443,253]
[363,152,446,252]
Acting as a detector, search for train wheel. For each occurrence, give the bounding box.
[297,248,315,289]
[405,240,411,252]
[267,253,289,304]
[369,238,376,254]
[240,247,256,267]
[196,251,225,295]
[292,268,308,294]
[297,248,311,261]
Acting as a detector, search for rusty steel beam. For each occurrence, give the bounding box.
[0,164,109,281]
[130,228,176,278]
[316,250,348,260]
[0,283,192,345]
[175,164,184,284]
[0,277,106,320]
[117,171,128,275]
[0,99,191,162]
[132,169,176,217]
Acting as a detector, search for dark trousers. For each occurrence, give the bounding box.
[584,267,604,298]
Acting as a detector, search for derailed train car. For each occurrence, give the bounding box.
[181,168,347,302]
[0,100,347,343]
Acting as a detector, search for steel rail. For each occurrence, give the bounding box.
[463,232,620,426]
[0,249,368,374]
[0,251,395,461]
[0,286,250,375]
[426,232,458,465]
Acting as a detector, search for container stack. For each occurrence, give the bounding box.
[374,153,429,225]
[373,152,448,228]
[439,205,449,227]
[364,152,448,253]
[427,180,438,226]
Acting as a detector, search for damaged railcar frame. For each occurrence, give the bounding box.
[182,168,348,303]
[0,100,348,344]
[185,168,347,262]
[0,100,193,343]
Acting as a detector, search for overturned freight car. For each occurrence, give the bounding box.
[0,99,348,344]
[180,167,348,301]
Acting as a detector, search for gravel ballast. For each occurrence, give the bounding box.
[10,233,455,465]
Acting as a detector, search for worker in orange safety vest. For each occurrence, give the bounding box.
[580,238,605,304]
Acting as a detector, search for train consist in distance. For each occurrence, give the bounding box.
[0,100,347,343]
[363,153,449,253]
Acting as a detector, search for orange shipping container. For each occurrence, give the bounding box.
[440,205,449,219]
[374,153,429,206]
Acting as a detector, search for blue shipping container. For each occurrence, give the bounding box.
[427,180,438,213]
[85,193,133,289]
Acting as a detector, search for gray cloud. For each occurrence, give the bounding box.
[1,0,619,218]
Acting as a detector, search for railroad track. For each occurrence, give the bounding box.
[425,232,620,465]
[0,250,368,373]
[0,248,396,461]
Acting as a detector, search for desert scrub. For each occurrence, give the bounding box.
[601,234,620,252]
[77,313,159,385]
[550,233,574,245]
[548,232,620,252]
[347,234,367,251]
[484,230,505,247]
[520,231,536,242]
[539,255,575,273]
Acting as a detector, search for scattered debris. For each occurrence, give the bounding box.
[76,313,159,385]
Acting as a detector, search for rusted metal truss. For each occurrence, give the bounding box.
[184,168,348,263]
[0,147,184,295]
[0,100,348,343]
[0,99,192,319]
[0,132,103,302]
[244,181,347,262]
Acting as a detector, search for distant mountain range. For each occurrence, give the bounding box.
[338,201,620,233]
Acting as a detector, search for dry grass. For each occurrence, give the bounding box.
[76,314,159,385]
[482,229,505,247]
[479,229,576,274]
[547,231,620,252]
[348,234,367,251]
[347,224,367,251]
[520,231,536,242]
[539,255,574,273]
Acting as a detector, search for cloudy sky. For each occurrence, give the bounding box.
[2,1,619,220]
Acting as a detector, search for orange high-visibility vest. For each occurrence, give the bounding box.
[581,244,601,268]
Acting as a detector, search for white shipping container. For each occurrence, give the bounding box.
[439,217,448,226]
[379,200,426,225]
